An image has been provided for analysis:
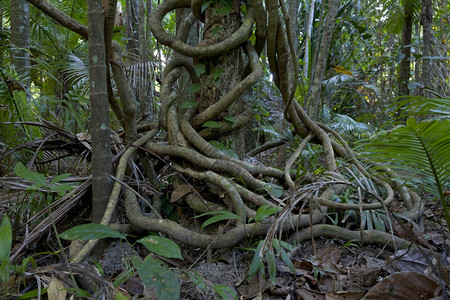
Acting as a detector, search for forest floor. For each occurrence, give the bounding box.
[1,186,449,299]
[95,201,448,300]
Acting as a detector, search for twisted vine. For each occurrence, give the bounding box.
[73,0,424,262]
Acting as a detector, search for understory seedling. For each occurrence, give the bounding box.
[61,224,183,299]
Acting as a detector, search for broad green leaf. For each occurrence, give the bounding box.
[213,284,238,300]
[264,183,283,198]
[50,173,71,185]
[19,256,37,274]
[194,61,206,77]
[50,184,74,195]
[133,255,180,300]
[196,211,241,228]
[181,100,198,109]
[216,5,231,15]
[187,83,202,94]
[72,288,91,298]
[186,271,207,293]
[14,162,46,187]
[248,241,264,279]
[254,205,278,223]
[0,214,12,261]
[249,33,256,45]
[223,115,236,123]
[213,68,225,82]
[280,247,295,273]
[114,290,130,300]
[278,240,295,251]
[138,235,183,260]
[266,249,276,286]
[201,1,212,13]
[18,288,48,299]
[223,148,239,159]
[0,259,11,283]
[209,140,226,150]
[202,121,220,128]
[60,224,126,240]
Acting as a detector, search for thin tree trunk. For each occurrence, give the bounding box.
[138,0,146,60]
[0,7,3,63]
[398,4,413,97]
[125,0,139,56]
[303,0,315,78]
[288,0,299,52]
[87,0,113,223]
[307,0,339,120]
[10,0,31,87]
[420,0,432,95]
[137,0,149,118]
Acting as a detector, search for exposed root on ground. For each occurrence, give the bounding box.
[22,0,422,264]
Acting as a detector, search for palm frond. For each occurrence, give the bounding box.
[322,106,372,139]
[362,117,450,198]
[389,96,450,119]
[60,53,90,95]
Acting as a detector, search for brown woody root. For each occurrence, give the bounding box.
[73,0,423,262]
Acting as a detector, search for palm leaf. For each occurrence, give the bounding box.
[389,96,450,119]
[362,117,450,199]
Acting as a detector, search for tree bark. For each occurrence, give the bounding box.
[87,0,113,223]
[398,3,413,97]
[303,0,315,78]
[288,0,299,52]
[420,0,432,95]
[10,0,31,87]
[307,0,339,120]
[201,0,253,157]
[125,0,140,56]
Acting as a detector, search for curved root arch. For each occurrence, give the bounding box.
[73,0,422,262]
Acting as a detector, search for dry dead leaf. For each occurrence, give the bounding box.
[325,291,365,300]
[317,247,342,273]
[295,287,326,300]
[237,272,271,299]
[171,184,192,202]
[122,277,144,296]
[363,271,440,299]
[47,277,67,300]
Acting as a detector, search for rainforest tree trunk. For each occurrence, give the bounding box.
[307,0,339,120]
[10,0,31,88]
[420,0,432,96]
[398,3,413,97]
[87,0,113,223]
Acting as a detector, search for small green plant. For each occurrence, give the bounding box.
[213,284,238,300]
[186,271,238,300]
[14,162,74,198]
[342,239,360,249]
[61,224,183,299]
[209,140,239,159]
[194,210,243,229]
[0,215,13,288]
[248,239,295,286]
[249,205,280,223]
[0,214,40,298]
